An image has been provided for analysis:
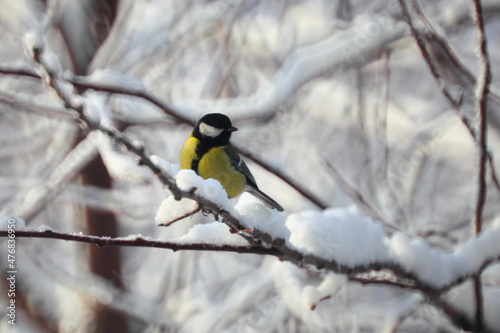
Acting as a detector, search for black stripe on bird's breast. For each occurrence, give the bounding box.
[191,138,217,173]
[190,127,232,173]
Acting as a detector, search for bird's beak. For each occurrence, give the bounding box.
[228,126,238,132]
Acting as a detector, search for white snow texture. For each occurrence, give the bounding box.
[166,170,500,291]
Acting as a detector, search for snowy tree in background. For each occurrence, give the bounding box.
[1,0,500,332]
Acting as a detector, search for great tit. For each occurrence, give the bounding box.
[180,113,284,211]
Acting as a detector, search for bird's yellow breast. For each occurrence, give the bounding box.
[180,136,199,169]
[180,137,246,198]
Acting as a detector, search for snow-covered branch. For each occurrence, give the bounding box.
[2,208,500,330]
[30,43,183,200]
[1,218,499,295]
[0,218,500,294]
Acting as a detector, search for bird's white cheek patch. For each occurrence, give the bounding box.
[199,123,223,137]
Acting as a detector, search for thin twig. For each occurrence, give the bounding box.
[0,65,40,79]
[401,1,460,111]
[323,159,398,231]
[408,1,500,195]
[377,50,406,225]
[237,147,328,209]
[471,0,491,330]
[471,0,491,235]
[0,90,73,120]
[158,205,201,227]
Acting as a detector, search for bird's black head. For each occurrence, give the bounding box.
[192,113,237,145]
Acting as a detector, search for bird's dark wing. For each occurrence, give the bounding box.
[224,144,258,188]
[225,144,284,211]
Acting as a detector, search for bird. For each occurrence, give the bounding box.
[180,113,284,211]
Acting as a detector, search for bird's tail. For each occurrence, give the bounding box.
[245,186,284,211]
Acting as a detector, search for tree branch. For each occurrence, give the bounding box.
[471,0,491,235]
[471,0,492,330]
[322,159,397,231]
[2,228,498,297]
[0,229,274,255]
[401,0,500,196]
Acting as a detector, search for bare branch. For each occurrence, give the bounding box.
[0,90,72,119]
[471,0,491,235]
[0,65,40,79]
[158,205,201,227]
[403,1,500,195]
[0,229,271,254]
[470,0,492,330]
[322,159,397,231]
[399,0,471,130]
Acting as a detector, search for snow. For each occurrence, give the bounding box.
[96,132,153,184]
[41,51,63,77]
[155,195,198,225]
[111,97,171,124]
[24,30,45,53]
[159,188,499,291]
[176,169,206,192]
[116,234,146,241]
[175,169,233,210]
[37,224,53,232]
[163,169,497,291]
[151,155,180,177]
[196,178,228,205]
[389,218,500,287]
[0,216,26,230]
[286,206,389,265]
[389,233,455,285]
[87,69,145,91]
[301,285,321,309]
[300,273,346,310]
[234,192,289,240]
[173,222,249,247]
[285,206,500,289]
[175,15,407,120]
[84,91,113,128]
[317,272,347,296]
